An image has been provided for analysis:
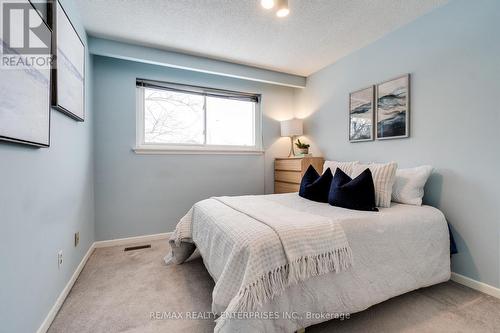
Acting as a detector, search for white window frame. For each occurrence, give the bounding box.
[134,81,263,155]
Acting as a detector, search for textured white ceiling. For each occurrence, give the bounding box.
[75,0,448,76]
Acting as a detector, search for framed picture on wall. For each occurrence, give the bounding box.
[349,86,375,142]
[0,0,52,147]
[51,0,85,121]
[376,74,410,140]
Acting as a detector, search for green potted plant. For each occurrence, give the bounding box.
[295,139,310,155]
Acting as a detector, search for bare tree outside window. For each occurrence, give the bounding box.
[144,88,204,144]
[142,87,256,147]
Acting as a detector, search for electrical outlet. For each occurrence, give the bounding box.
[58,250,63,269]
[74,232,80,247]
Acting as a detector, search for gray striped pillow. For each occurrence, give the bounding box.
[351,162,398,208]
[323,160,359,176]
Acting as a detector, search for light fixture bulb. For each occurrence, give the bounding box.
[275,0,289,17]
[261,0,274,9]
[276,8,289,17]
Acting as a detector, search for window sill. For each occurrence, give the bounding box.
[132,146,265,155]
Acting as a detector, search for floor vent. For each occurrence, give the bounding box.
[124,244,151,251]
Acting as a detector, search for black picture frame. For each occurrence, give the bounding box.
[0,0,52,148]
[30,0,50,26]
[50,0,85,121]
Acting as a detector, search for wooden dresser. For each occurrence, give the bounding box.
[274,157,324,194]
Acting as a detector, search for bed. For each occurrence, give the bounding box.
[167,193,451,333]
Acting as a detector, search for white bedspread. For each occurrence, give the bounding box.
[171,193,451,332]
[171,195,352,331]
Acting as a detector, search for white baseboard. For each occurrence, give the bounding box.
[37,232,171,333]
[93,232,171,248]
[36,243,95,333]
[451,272,500,299]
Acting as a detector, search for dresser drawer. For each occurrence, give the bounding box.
[274,157,324,194]
[275,170,302,184]
[275,158,302,171]
[274,181,300,194]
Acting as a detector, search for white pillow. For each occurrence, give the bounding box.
[392,166,433,206]
[323,160,359,176]
[352,162,398,208]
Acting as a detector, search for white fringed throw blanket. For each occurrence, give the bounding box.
[168,195,352,331]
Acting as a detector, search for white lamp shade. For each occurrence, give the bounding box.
[280,119,303,137]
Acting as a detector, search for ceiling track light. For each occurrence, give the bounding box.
[260,0,275,9]
[275,0,289,17]
[261,0,289,18]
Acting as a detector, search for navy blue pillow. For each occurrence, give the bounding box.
[328,168,378,211]
[299,165,333,203]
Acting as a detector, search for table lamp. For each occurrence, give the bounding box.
[280,119,303,157]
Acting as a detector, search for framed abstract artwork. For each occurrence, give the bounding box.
[349,86,374,142]
[0,0,52,147]
[51,0,85,121]
[376,74,410,140]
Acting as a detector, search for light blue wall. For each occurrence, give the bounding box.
[295,0,500,287]
[89,37,306,88]
[0,0,95,332]
[93,56,295,240]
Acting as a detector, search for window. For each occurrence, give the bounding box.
[135,79,262,154]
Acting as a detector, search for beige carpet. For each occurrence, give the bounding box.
[48,240,500,333]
